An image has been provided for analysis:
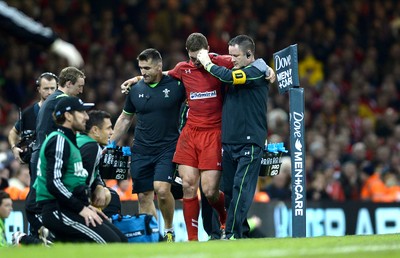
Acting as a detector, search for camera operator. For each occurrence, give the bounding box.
[8,73,58,164]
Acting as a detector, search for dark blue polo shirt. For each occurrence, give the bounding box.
[123,75,185,155]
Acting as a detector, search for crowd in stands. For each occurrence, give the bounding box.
[0,0,399,203]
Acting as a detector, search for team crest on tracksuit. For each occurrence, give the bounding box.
[163,88,170,98]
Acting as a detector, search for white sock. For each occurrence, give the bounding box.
[164,227,174,234]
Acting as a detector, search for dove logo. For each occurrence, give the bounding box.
[295,139,302,151]
[292,112,304,138]
[292,112,305,217]
[275,54,291,70]
[275,55,293,89]
[293,142,304,217]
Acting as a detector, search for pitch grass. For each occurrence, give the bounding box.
[4,234,400,258]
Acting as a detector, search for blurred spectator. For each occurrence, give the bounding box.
[298,45,324,86]
[253,189,270,203]
[106,178,137,201]
[307,171,332,201]
[361,166,400,202]
[338,161,362,201]
[0,167,9,191]
[267,108,289,136]
[4,164,30,200]
[324,166,345,201]
[153,0,184,46]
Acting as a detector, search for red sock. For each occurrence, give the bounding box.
[183,196,200,241]
[208,191,227,227]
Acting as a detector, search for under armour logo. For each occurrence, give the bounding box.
[244,151,250,155]
[217,162,221,166]
[139,94,144,98]
[163,88,170,98]
[185,69,191,74]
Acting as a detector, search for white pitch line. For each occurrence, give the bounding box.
[144,244,400,258]
[252,244,400,257]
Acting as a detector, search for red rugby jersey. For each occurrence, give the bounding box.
[168,54,232,128]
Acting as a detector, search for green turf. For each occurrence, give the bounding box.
[4,234,400,258]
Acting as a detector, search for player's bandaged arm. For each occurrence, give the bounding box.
[253,58,276,83]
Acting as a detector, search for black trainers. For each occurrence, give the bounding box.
[163,231,175,242]
[208,235,220,241]
[38,226,53,246]
[12,231,26,246]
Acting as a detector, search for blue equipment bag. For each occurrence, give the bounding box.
[111,214,160,243]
